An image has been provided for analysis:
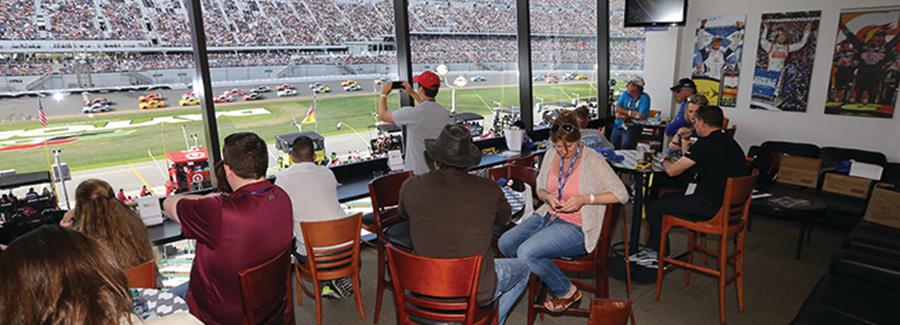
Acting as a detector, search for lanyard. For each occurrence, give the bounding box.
[557,147,581,200]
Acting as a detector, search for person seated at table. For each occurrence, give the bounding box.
[574,106,613,151]
[667,94,708,155]
[399,124,529,325]
[0,194,9,204]
[498,111,629,313]
[59,179,156,270]
[0,226,201,325]
[275,135,354,299]
[632,105,748,269]
[25,187,38,200]
[664,78,697,139]
[163,132,293,324]
[611,76,651,149]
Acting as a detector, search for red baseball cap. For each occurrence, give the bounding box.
[413,71,441,90]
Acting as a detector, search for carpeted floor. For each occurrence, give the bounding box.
[291,210,848,325]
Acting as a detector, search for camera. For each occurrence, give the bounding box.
[391,81,404,90]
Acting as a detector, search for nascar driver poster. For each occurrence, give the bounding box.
[691,15,746,108]
[825,6,899,119]
[751,11,821,112]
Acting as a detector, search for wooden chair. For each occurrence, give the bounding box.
[528,204,627,324]
[487,165,538,190]
[369,171,413,323]
[295,213,365,325]
[655,171,757,325]
[238,250,294,325]
[386,245,497,325]
[587,299,635,325]
[125,260,158,288]
[724,126,736,138]
[509,154,539,168]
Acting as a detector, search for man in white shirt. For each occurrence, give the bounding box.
[377,70,452,175]
[274,135,351,299]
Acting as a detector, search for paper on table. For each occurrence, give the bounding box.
[849,161,884,181]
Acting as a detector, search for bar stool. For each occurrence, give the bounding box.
[369,171,414,323]
[124,260,158,289]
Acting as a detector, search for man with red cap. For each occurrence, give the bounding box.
[378,70,452,175]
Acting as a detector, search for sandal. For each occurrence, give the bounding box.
[543,289,582,312]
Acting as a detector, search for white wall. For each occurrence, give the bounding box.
[643,28,681,117]
[671,0,900,161]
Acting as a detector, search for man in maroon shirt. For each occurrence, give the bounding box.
[163,132,292,324]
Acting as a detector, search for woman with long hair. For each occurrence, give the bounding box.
[0,226,200,324]
[60,179,156,269]
[498,110,629,312]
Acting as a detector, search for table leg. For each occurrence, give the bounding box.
[795,217,809,260]
[629,172,644,255]
[806,219,814,244]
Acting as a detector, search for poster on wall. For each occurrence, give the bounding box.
[750,11,821,112]
[691,15,747,107]
[825,6,899,119]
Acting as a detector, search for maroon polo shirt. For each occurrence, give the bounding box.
[177,180,292,325]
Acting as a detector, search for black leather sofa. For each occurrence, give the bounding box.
[791,220,900,325]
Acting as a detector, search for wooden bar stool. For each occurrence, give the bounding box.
[527,204,627,324]
[124,260,158,289]
[386,245,497,325]
[238,250,294,325]
[295,213,366,325]
[655,171,757,325]
[369,171,414,323]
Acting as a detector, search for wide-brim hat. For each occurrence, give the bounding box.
[425,124,481,169]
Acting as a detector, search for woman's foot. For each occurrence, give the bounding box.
[544,285,582,312]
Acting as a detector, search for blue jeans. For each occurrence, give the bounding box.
[498,214,586,297]
[494,258,529,325]
[171,281,189,299]
[610,125,640,149]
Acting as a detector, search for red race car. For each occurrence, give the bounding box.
[276,83,295,91]
[242,93,263,101]
[213,95,234,103]
[138,92,162,102]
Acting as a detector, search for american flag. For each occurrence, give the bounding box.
[38,101,47,128]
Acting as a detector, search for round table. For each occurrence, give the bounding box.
[751,185,827,260]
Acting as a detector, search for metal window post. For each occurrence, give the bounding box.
[393,0,413,108]
[516,0,534,134]
[597,0,610,119]
[185,0,222,183]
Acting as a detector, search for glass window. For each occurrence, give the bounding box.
[609,0,646,97]
[409,0,518,140]
[203,0,398,170]
[530,0,599,127]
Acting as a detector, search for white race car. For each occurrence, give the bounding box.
[277,88,298,97]
[81,102,111,114]
[342,83,362,92]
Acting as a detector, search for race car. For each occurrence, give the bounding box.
[470,75,487,83]
[544,74,559,84]
[340,80,358,88]
[276,83,295,91]
[213,95,234,103]
[313,85,331,94]
[181,92,195,100]
[308,82,324,90]
[532,74,545,82]
[277,88,298,97]
[81,102,111,114]
[138,92,162,102]
[242,93,263,101]
[139,99,167,110]
[341,80,361,92]
[253,85,272,93]
[226,88,245,96]
[84,97,112,106]
[574,74,589,80]
[179,96,200,106]
[562,73,576,80]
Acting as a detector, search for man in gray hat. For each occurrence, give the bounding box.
[398,124,528,325]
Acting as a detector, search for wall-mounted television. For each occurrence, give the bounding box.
[624,0,688,27]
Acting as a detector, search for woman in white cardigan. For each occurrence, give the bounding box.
[499,111,629,313]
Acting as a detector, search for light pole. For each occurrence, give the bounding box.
[52,149,70,209]
[336,122,372,155]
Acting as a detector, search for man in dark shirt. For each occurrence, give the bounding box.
[163,132,293,324]
[399,124,528,325]
[632,105,748,268]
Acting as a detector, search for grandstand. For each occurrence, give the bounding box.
[0,0,643,92]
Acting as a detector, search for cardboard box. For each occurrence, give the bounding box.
[864,185,900,230]
[777,155,821,189]
[822,173,873,199]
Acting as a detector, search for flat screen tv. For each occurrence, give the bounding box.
[624,0,688,27]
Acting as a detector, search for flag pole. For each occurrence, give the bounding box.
[38,98,60,208]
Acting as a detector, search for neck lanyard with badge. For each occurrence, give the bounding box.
[622,95,641,128]
[549,146,581,221]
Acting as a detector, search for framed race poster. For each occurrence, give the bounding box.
[750,11,821,112]
[691,15,747,108]
[825,6,899,119]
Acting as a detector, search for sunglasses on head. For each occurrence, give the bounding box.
[550,123,576,134]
